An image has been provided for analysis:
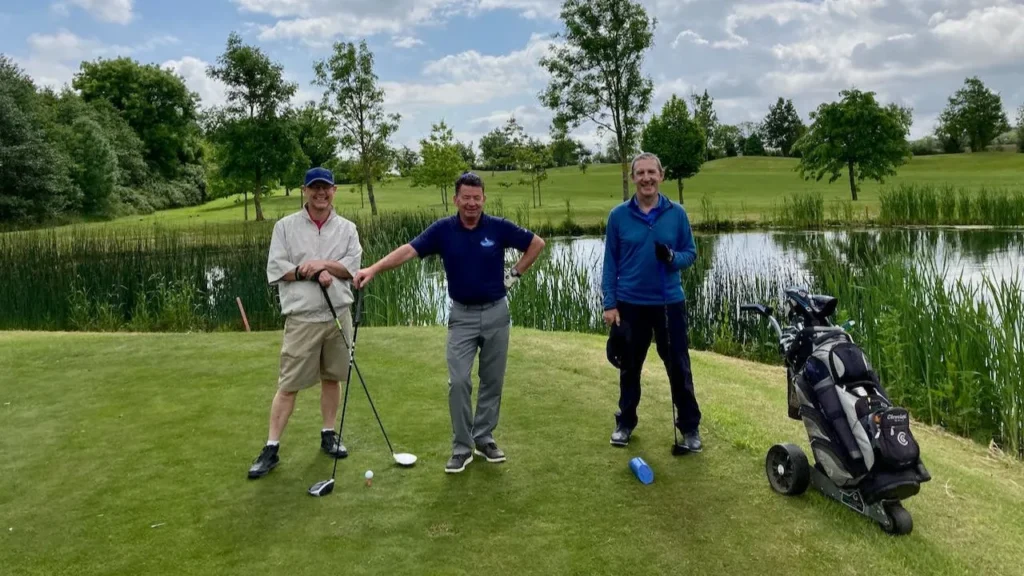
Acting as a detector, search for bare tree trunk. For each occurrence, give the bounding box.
[367,180,378,216]
[620,161,629,201]
[677,178,684,204]
[538,180,542,207]
[244,190,249,222]
[847,159,858,201]
[254,174,265,221]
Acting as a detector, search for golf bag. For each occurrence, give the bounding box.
[787,323,928,503]
[742,287,930,535]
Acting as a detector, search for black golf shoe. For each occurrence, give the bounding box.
[445,452,473,474]
[248,444,279,479]
[321,430,348,459]
[673,430,703,455]
[610,424,632,447]
[474,442,506,463]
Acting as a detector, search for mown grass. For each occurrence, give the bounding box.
[38,152,1024,231]
[1,328,1023,576]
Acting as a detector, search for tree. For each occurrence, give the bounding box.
[73,57,201,178]
[0,56,74,224]
[516,138,553,208]
[313,40,401,216]
[539,0,656,201]
[1016,104,1024,153]
[690,90,718,160]
[293,102,339,168]
[793,88,912,201]
[937,76,1010,152]
[742,132,766,156]
[411,120,468,212]
[454,140,476,168]
[206,32,301,221]
[68,116,118,215]
[577,142,593,173]
[549,128,583,167]
[640,94,704,203]
[478,127,514,172]
[714,124,740,157]
[762,97,805,156]
[395,146,420,177]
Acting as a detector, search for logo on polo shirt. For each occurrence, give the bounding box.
[480,237,495,247]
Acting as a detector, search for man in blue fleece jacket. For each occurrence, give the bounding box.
[602,152,703,453]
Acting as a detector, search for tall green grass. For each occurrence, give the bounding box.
[879,183,1024,226]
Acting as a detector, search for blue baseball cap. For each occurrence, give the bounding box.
[304,167,334,187]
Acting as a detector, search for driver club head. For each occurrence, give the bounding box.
[393,453,417,467]
[307,478,335,497]
[671,443,690,456]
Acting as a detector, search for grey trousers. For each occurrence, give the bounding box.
[446,297,511,456]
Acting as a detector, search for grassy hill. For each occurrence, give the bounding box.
[84,152,1024,230]
[3,327,1023,575]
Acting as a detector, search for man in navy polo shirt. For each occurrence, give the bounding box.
[354,172,546,473]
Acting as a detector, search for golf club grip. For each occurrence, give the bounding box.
[319,283,338,320]
[353,288,363,325]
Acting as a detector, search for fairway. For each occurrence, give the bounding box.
[2,328,1023,576]
[80,153,1024,230]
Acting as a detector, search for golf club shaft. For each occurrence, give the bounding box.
[350,358,395,454]
[320,282,362,480]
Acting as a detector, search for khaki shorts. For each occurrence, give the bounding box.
[277,312,353,393]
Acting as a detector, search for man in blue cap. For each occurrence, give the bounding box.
[602,152,703,455]
[353,172,546,473]
[248,167,364,479]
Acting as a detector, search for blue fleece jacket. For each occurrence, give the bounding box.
[601,193,698,309]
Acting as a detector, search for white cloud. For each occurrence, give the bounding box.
[14,30,175,89]
[234,0,561,44]
[163,57,227,109]
[393,36,424,49]
[53,0,135,24]
[383,33,557,109]
[672,29,708,48]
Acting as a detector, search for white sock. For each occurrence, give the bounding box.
[266,440,279,447]
[322,428,334,434]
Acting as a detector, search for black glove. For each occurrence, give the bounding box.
[654,242,673,263]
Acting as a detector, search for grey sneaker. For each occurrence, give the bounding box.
[610,424,632,447]
[247,444,279,479]
[321,430,348,459]
[474,442,506,463]
[445,452,473,473]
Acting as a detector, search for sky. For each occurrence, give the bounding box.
[2,0,1022,154]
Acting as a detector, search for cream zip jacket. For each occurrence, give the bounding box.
[266,207,362,323]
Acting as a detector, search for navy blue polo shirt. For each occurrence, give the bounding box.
[410,213,535,305]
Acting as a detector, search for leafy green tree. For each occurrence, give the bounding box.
[1016,104,1024,153]
[714,124,740,158]
[68,116,118,215]
[205,32,301,221]
[516,138,553,208]
[313,40,401,217]
[794,88,913,201]
[73,57,201,178]
[411,120,467,212]
[690,90,718,160]
[640,94,705,203]
[549,128,583,167]
[479,127,514,172]
[762,97,805,156]
[742,132,766,157]
[395,146,420,177]
[539,0,657,201]
[0,56,74,224]
[937,76,1010,152]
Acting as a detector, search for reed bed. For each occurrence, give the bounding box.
[879,183,1024,226]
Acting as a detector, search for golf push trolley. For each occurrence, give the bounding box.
[741,287,932,535]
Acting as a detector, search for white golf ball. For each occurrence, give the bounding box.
[365,470,373,479]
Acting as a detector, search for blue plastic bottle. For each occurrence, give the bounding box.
[629,457,654,485]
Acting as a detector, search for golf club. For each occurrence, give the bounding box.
[308,279,361,497]
[312,281,417,489]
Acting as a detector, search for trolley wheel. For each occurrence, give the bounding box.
[765,443,810,496]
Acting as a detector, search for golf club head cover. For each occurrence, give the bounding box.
[655,242,673,264]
